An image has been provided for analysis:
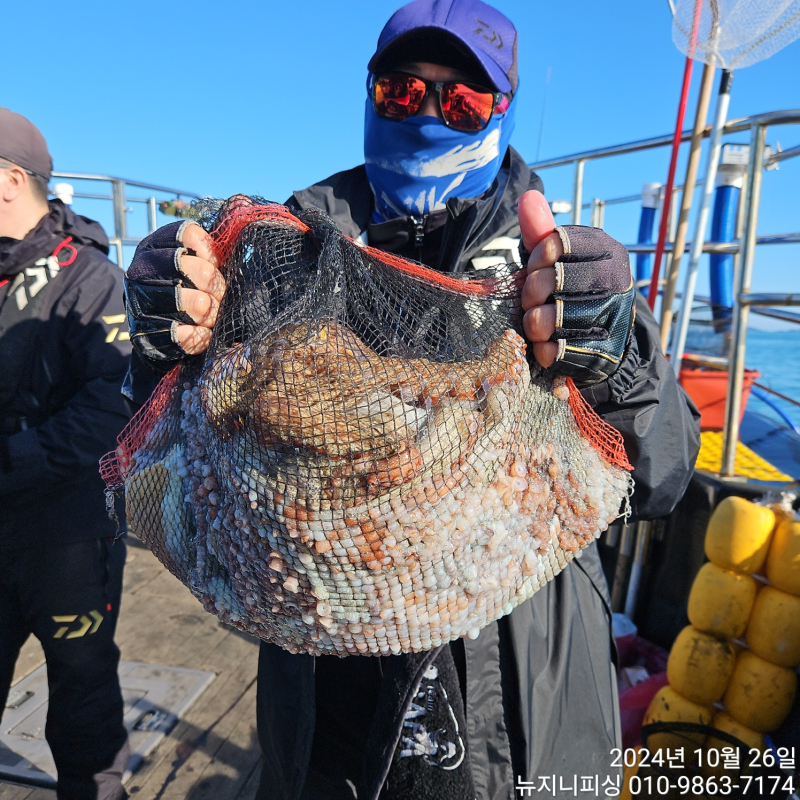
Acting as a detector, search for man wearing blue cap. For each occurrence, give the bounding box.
[123,1,700,797]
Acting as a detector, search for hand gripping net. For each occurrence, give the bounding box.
[102,197,633,656]
[672,0,800,69]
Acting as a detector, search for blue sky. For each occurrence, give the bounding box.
[3,0,799,311]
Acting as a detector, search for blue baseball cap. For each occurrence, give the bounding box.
[368,0,519,95]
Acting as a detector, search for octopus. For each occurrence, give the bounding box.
[201,322,526,482]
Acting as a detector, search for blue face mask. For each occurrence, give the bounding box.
[364,94,516,222]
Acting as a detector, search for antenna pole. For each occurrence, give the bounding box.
[535,67,551,163]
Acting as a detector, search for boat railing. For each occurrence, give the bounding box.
[49,171,201,268]
[529,109,800,478]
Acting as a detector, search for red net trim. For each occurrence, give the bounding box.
[99,367,183,487]
[359,244,524,298]
[566,377,633,471]
[211,197,310,268]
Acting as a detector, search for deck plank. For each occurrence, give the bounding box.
[2,536,261,800]
[119,544,164,595]
[125,636,259,799]
[15,789,54,800]
[10,639,45,687]
[0,782,39,800]
[140,677,259,800]
[118,542,261,799]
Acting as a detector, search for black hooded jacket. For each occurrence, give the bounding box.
[0,200,131,549]
[241,147,701,800]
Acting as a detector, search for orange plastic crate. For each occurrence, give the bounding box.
[679,366,760,431]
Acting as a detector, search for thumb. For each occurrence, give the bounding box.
[518,190,556,254]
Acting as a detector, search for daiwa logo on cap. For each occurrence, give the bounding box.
[474,17,505,50]
[368,0,519,94]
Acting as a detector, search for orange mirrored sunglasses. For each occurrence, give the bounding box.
[369,72,510,133]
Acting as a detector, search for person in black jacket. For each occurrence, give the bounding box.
[122,1,700,797]
[0,108,131,800]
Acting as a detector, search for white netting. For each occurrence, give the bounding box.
[672,0,800,68]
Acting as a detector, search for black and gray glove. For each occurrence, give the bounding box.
[124,220,201,367]
[540,224,635,387]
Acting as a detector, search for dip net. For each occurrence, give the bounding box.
[672,0,800,69]
[102,196,633,656]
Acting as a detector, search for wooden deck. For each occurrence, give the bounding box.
[0,535,262,800]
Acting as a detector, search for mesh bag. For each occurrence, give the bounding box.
[672,0,800,69]
[102,197,633,656]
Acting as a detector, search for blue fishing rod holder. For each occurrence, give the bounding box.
[635,183,662,289]
[709,144,749,332]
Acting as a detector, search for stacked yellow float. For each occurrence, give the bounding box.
[643,496,800,756]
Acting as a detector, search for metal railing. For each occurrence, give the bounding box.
[50,172,200,267]
[721,115,800,476]
[529,110,800,224]
[529,109,800,479]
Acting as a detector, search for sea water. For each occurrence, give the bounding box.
[742,328,800,429]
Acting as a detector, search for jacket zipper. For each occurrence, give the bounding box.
[410,216,425,250]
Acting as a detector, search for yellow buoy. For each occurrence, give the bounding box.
[667,625,736,704]
[766,515,800,596]
[707,711,764,752]
[723,650,797,732]
[702,711,764,780]
[745,585,800,668]
[704,496,775,574]
[687,562,757,640]
[643,685,714,753]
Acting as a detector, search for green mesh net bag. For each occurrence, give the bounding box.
[102,196,633,656]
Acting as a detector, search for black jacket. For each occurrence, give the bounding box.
[248,147,701,799]
[0,201,132,549]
